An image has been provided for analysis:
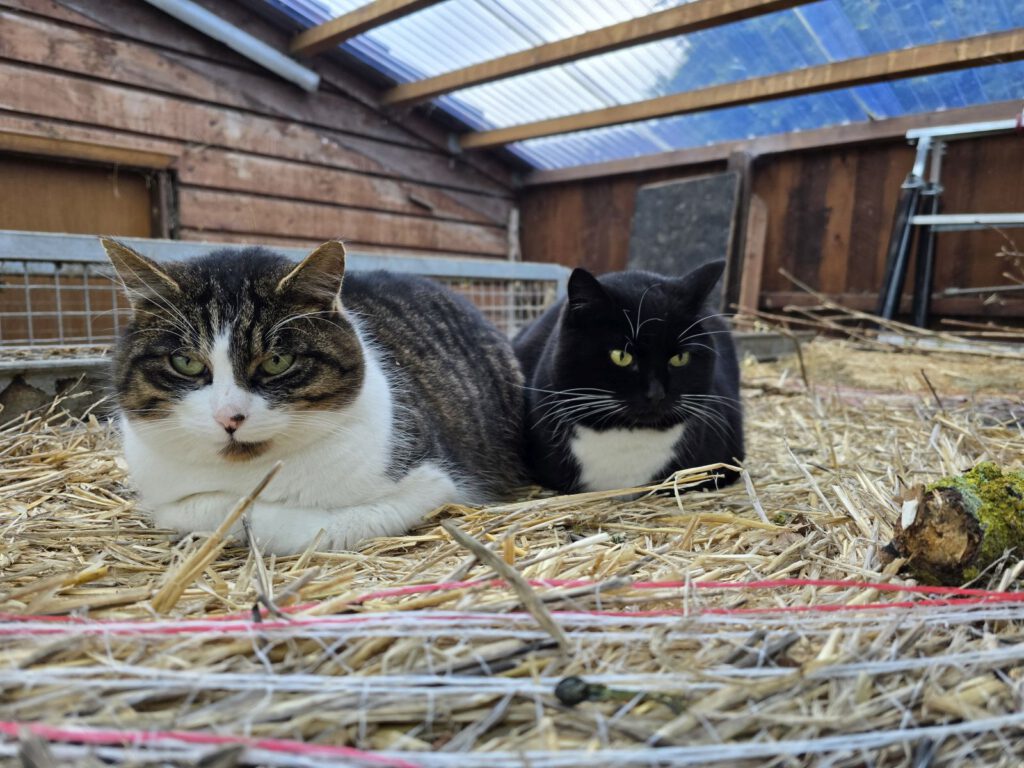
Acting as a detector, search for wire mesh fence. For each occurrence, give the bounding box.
[0,260,129,346]
[0,232,568,348]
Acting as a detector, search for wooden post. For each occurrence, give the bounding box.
[738,195,768,314]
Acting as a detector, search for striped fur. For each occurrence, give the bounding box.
[105,239,525,554]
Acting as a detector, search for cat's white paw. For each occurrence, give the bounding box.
[245,501,329,555]
[397,462,459,500]
[244,463,459,555]
[149,491,243,539]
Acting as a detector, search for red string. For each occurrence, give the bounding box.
[0,720,420,767]
[0,577,1020,630]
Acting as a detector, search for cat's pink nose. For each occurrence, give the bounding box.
[214,411,247,434]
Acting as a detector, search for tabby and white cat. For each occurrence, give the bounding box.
[513,261,743,493]
[104,239,524,555]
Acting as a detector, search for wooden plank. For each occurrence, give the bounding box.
[518,165,721,271]
[724,151,753,308]
[291,0,446,57]
[582,178,638,274]
[0,112,510,227]
[751,150,796,294]
[2,0,243,63]
[932,134,1024,294]
[382,0,814,106]
[177,148,509,226]
[0,113,183,161]
[178,189,508,257]
[762,291,1024,317]
[518,183,584,267]
[30,0,518,193]
[0,0,106,31]
[192,0,522,191]
[0,130,174,168]
[0,61,511,197]
[177,228,499,258]
[0,155,153,236]
[465,29,1024,150]
[737,195,768,313]
[847,145,903,293]
[817,150,856,293]
[788,153,831,288]
[0,8,425,149]
[524,99,1024,185]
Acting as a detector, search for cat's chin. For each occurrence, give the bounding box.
[219,439,273,462]
[610,407,683,430]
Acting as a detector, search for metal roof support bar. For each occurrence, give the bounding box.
[291,0,447,57]
[381,0,815,107]
[459,28,1024,150]
[141,0,320,91]
[0,230,570,285]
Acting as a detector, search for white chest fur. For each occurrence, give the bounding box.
[570,424,685,492]
[120,328,461,554]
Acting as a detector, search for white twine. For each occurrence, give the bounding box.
[2,711,1024,767]
[3,600,1024,640]
[5,637,1024,699]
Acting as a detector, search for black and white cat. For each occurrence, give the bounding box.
[104,239,525,555]
[513,261,743,493]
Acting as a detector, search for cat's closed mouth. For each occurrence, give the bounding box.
[220,439,272,462]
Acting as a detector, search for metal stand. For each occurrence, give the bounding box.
[876,113,1024,326]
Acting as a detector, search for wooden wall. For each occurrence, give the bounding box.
[0,0,515,257]
[520,163,724,276]
[520,133,1024,319]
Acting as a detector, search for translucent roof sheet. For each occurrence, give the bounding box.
[270,0,1024,169]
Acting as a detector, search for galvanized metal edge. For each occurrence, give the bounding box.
[0,230,571,287]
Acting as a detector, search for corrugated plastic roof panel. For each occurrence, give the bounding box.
[269,0,1024,169]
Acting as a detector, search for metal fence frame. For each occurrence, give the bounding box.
[0,230,570,347]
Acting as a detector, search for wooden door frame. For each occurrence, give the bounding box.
[0,130,179,238]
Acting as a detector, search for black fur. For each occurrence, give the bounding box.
[513,261,743,493]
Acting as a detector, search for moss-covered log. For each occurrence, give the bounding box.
[888,462,1024,585]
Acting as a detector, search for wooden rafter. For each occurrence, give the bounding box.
[523,99,1024,185]
[381,0,814,107]
[460,28,1024,150]
[291,0,446,57]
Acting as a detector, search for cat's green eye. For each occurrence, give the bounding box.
[609,349,633,367]
[169,353,206,377]
[260,353,295,376]
[669,351,691,368]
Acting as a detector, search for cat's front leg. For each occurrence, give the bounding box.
[147,491,243,540]
[248,463,459,555]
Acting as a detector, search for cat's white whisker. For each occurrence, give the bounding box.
[680,342,717,356]
[522,386,615,395]
[515,262,741,494]
[535,399,622,430]
[269,309,339,338]
[632,284,658,341]
[672,400,733,443]
[108,242,525,556]
[621,307,637,340]
[531,393,614,415]
[675,312,734,343]
[677,329,738,343]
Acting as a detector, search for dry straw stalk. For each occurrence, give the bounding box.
[1,331,1023,766]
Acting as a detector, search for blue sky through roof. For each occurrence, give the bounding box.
[270,0,1024,169]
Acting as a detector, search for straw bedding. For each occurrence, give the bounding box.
[1,334,1023,767]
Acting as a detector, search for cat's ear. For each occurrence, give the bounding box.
[101,237,180,306]
[276,241,346,304]
[674,260,725,306]
[566,268,611,319]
